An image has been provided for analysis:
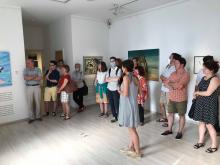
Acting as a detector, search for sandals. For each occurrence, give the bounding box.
[162,123,168,127]
[194,143,205,149]
[64,116,71,120]
[205,147,218,153]
[157,118,168,122]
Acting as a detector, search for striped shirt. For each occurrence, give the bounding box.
[168,69,190,102]
[23,67,42,85]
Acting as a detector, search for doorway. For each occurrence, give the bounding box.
[55,50,64,62]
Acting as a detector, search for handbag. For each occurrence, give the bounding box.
[188,99,196,119]
[81,80,88,96]
[64,80,77,93]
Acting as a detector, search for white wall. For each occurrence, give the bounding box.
[23,25,45,50]
[49,15,74,68]
[23,25,51,70]
[71,16,109,106]
[0,5,28,124]
[49,16,109,107]
[109,0,220,113]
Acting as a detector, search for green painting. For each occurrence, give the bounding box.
[128,49,159,81]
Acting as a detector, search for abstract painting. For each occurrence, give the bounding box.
[0,51,12,87]
[128,49,159,81]
[83,56,103,75]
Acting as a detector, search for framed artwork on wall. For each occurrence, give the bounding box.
[83,56,103,75]
[0,51,12,87]
[194,56,204,74]
[128,49,160,81]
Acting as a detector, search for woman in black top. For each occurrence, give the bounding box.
[193,60,220,153]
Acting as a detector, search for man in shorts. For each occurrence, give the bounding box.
[157,53,180,127]
[44,61,60,116]
[161,56,190,140]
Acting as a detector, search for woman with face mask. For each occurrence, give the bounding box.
[71,63,85,112]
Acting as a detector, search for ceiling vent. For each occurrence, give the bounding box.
[50,0,71,4]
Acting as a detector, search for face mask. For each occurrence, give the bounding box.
[110,62,116,68]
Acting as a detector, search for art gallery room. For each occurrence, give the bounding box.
[1,0,220,164]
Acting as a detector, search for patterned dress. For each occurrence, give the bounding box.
[193,76,219,125]
[118,73,140,128]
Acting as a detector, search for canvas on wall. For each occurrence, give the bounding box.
[0,51,12,87]
[83,56,103,75]
[128,49,159,81]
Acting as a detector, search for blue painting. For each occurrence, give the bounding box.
[0,51,12,87]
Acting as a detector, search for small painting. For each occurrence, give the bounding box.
[83,56,103,75]
[0,51,12,87]
[128,49,159,81]
[194,56,204,74]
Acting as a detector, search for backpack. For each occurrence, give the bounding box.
[109,67,120,77]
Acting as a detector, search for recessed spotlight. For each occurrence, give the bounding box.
[50,0,71,4]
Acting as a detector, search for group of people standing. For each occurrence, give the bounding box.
[158,54,220,154]
[23,52,220,159]
[95,54,220,158]
[23,59,86,122]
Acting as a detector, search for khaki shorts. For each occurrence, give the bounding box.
[160,91,169,104]
[168,101,187,116]
[44,86,57,101]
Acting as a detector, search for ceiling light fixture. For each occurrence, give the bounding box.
[50,0,71,4]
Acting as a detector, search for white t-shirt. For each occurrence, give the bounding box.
[96,71,107,84]
[161,65,176,92]
[107,67,122,91]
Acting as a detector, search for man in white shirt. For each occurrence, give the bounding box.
[157,53,181,127]
[106,57,122,123]
[195,55,220,135]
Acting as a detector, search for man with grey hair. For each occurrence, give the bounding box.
[23,59,42,124]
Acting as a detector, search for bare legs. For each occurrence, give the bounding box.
[167,113,185,133]
[62,102,70,119]
[178,116,185,133]
[198,122,206,144]
[160,102,167,119]
[99,103,108,114]
[167,113,174,132]
[196,122,218,152]
[44,101,57,115]
[128,128,140,154]
[206,124,217,148]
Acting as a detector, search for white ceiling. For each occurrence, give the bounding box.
[0,0,178,25]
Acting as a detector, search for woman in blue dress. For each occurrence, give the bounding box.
[118,59,141,159]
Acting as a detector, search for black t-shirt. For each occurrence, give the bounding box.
[45,69,60,87]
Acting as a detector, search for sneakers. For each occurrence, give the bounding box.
[175,132,183,140]
[161,130,173,136]
[111,118,118,123]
